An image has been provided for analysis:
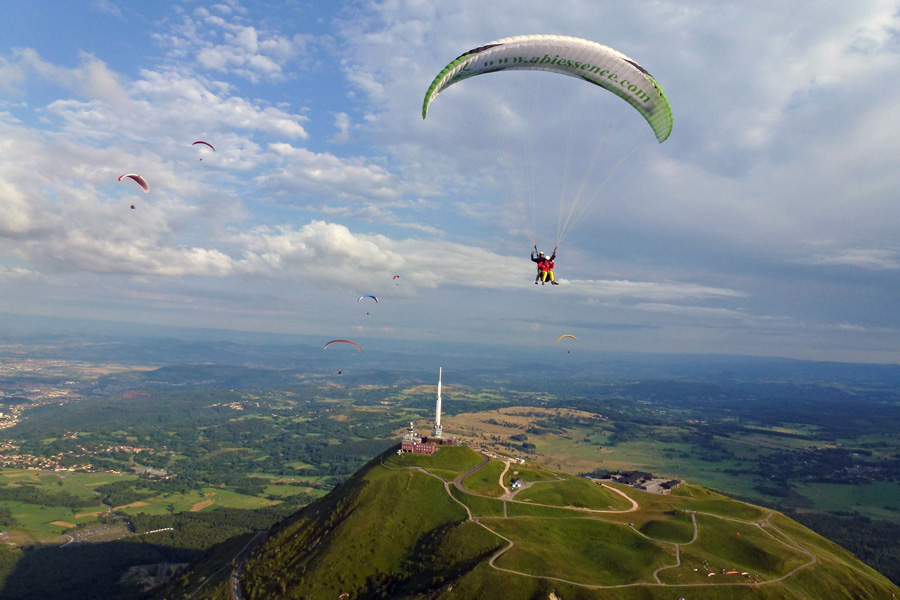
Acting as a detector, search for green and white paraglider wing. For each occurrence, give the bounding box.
[422,34,673,143]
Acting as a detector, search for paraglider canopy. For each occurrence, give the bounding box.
[324,339,362,353]
[422,34,672,143]
[192,140,215,151]
[556,334,576,343]
[118,174,149,193]
[357,295,378,303]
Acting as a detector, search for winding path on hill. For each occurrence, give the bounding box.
[389,450,820,592]
[452,456,638,514]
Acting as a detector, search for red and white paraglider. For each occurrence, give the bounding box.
[119,173,149,193]
[119,174,148,209]
[324,339,363,353]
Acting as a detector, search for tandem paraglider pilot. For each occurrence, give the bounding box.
[531,248,559,285]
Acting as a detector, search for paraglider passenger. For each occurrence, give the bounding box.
[544,250,558,285]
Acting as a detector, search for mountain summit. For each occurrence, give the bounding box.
[235,445,897,599]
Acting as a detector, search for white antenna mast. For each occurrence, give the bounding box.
[433,367,443,438]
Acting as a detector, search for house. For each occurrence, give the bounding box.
[616,470,652,486]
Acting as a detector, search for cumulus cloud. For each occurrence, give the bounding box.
[258,143,412,203]
[158,5,311,83]
[331,112,351,143]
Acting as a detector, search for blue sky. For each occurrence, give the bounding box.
[2,0,900,363]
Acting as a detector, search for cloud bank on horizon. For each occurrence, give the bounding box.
[1,0,899,363]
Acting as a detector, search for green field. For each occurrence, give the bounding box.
[638,509,695,543]
[489,517,672,585]
[673,485,768,521]
[449,486,506,518]
[385,445,484,474]
[0,501,77,536]
[503,464,557,487]
[681,513,811,579]
[794,481,900,520]
[460,458,506,497]
[116,487,278,516]
[512,476,628,510]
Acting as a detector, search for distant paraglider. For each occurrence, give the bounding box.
[358,294,378,314]
[192,140,215,160]
[393,275,400,286]
[118,174,149,193]
[557,334,576,353]
[324,339,362,353]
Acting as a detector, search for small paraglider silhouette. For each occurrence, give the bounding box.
[557,334,575,354]
[358,294,377,315]
[192,140,215,160]
[338,369,343,375]
[324,339,362,353]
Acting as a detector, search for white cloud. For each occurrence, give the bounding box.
[802,247,900,270]
[561,279,746,301]
[90,0,122,19]
[331,112,351,143]
[258,143,408,203]
[159,6,311,83]
[0,265,33,278]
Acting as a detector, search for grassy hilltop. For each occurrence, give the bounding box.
[227,445,899,600]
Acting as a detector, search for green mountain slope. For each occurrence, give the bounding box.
[235,445,899,599]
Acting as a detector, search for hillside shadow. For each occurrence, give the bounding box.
[0,540,202,600]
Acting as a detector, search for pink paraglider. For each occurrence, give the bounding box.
[118,174,149,193]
